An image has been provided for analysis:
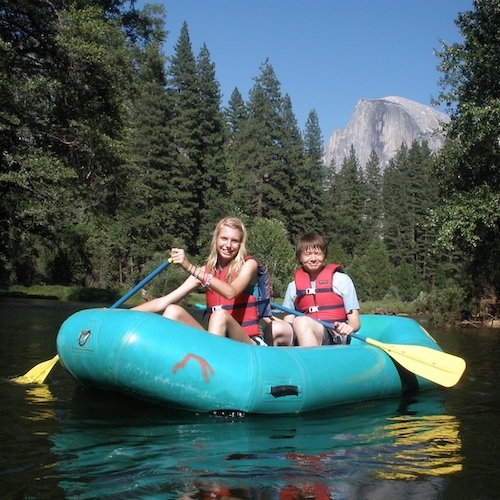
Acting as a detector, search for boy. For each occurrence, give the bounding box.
[267,232,360,346]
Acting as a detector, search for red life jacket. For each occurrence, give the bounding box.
[205,256,271,337]
[294,263,347,322]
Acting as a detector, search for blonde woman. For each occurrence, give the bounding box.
[133,217,270,345]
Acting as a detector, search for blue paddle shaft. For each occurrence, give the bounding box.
[111,258,172,309]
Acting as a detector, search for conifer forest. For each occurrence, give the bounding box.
[2,1,499,320]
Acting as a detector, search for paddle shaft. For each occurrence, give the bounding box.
[111,258,172,308]
[270,301,466,388]
[271,301,433,343]
[13,258,172,384]
[270,301,347,334]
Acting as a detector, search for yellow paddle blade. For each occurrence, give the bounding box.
[364,338,466,388]
[11,355,60,385]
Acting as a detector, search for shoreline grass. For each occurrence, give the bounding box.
[1,284,418,314]
[1,284,208,309]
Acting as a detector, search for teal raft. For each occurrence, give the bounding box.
[56,309,441,414]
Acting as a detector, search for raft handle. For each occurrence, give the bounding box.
[271,385,299,398]
[78,329,91,346]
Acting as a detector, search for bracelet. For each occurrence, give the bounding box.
[188,264,194,275]
[202,273,213,289]
[200,271,207,286]
[194,268,202,281]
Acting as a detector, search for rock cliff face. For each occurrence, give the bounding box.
[322,96,449,170]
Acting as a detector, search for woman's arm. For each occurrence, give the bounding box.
[169,247,258,300]
[206,258,258,300]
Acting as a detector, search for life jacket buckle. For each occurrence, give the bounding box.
[305,288,316,295]
[210,305,223,312]
[308,306,320,313]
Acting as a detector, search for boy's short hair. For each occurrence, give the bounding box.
[295,232,328,261]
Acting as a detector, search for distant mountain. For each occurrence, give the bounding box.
[322,96,450,170]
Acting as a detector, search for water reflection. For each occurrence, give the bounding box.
[7,299,494,499]
[24,384,56,422]
[377,414,462,479]
[48,390,462,498]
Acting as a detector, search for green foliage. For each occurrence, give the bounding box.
[1,1,497,321]
[413,285,466,326]
[360,297,416,316]
[247,218,295,298]
[288,108,326,239]
[326,145,365,257]
[346,238,392,301]
[7,284,120,304]
[230,60,286,221]
[381,145,412,267]
[278,95,307,238]
[363,149,383,237]
[345,259,371,302]
[434,185,500,250]
[1,0,150,285]
[0,153,77,230]
[433,0,500,299]
[328,241,351,268]
[163,22,204,250]
[393,260,421,301]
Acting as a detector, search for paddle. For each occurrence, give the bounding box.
[12,258,173,385]
[270,301,466,388]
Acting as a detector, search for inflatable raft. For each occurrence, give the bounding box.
[56,309,443,414]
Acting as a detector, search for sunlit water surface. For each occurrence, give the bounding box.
[1,298,499,499]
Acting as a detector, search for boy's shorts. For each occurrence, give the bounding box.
[322,327,351,345]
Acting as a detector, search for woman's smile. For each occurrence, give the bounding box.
[217,227,241,263]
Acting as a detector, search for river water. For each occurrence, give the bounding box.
[1,297,499,499]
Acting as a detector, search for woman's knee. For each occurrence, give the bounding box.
[207,309,232,334]
[209,309,231,324]
[163,304,185,321]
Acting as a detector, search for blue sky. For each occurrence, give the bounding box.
[139,0,473,142]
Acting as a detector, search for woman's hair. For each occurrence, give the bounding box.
[295,232,328,262]
[206,217,248,281]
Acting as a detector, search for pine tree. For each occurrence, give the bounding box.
[225,87,248,140]
[394,259,420,301]
[195,44,232,251]
[225,88,249,204]
[381,144,411,268]
[298,109,327,237]
[406,141,439,284]
[382,141,443,291]
[363,149,383,239]
[278,94,306,238]
[321,157,338,244]
[231,60,285,219]
[330,145,364,257]
[117,5,174,284]
[165,22,205,252]
[348,237,392,301]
